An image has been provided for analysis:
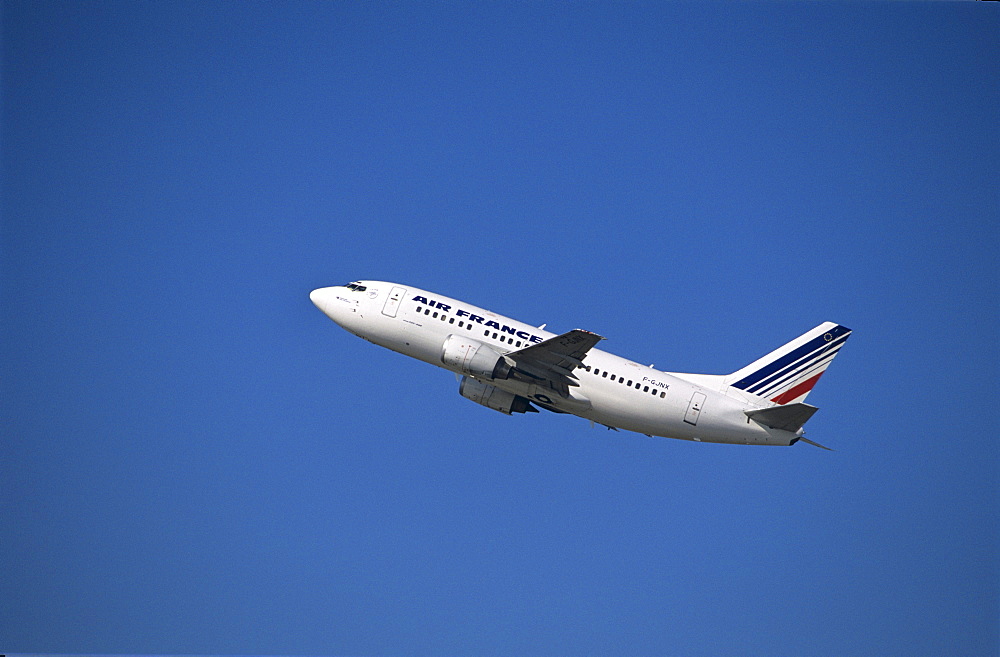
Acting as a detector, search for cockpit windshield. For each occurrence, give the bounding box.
[343,282,367,292]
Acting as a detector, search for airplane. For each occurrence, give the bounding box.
[309,281,851,449]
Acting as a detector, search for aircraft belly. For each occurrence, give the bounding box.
[484,379,591,413]
[584,385,788,445]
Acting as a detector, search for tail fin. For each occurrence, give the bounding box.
[726,322,851,405]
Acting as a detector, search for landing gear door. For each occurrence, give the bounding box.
[382,286,406,318]
[684,392,707,426]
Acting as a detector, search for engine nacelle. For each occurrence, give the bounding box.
[459,376,536,415]
[440,334,511,380]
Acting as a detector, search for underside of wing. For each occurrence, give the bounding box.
[745,403,818,433]
[503,329,604,395]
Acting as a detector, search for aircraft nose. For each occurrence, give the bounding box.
[309,286,337,314]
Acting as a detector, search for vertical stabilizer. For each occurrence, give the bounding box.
[726,323,851,405]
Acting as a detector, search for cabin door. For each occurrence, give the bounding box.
[382,286,406,317]
[684,392,706,426]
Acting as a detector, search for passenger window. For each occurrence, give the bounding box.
[594,369,600,376]
[610,375,616,382]
[643,386,649,392]
[515,341,522,347]
[660,391,666,398]
[635,383,641,389]
[500,336,506,343]
[433,312,438,319]
[449,318,455,324]
[602,371,608,378]
[627,380,632,386]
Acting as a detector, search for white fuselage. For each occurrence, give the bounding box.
[311,281,802,446]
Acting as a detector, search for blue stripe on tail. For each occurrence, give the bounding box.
[731,325,851,392]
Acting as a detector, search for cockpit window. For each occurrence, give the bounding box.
[343,282,367,292]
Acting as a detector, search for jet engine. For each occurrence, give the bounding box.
[440,334,511,380]
[459,376,536,415]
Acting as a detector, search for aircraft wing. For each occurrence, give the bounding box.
[503,329,604,393]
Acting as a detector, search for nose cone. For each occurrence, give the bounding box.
[309,286,338,315]
[311,285,363,329]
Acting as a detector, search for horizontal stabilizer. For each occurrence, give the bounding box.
[745,403,818,433]
[797,436,833,451]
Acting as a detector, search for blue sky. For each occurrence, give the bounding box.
[3,2,998,655]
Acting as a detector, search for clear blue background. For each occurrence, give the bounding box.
[3,3,998,655]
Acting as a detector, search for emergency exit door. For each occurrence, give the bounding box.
[684,392,706,426]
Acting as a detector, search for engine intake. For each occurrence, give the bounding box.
[440,334,511,380]
[459,376,536,415]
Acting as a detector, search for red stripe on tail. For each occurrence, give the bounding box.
[770,372,824,405]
